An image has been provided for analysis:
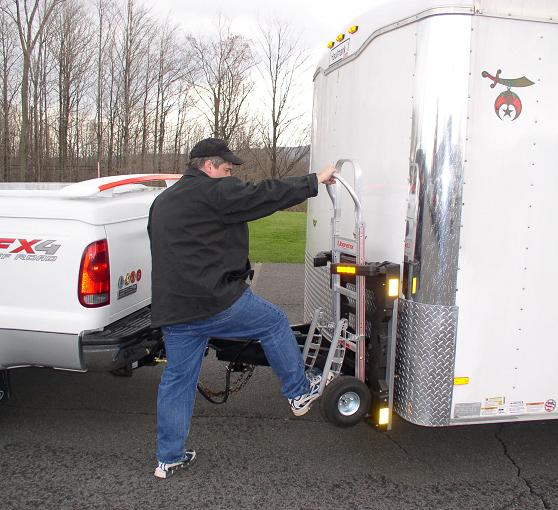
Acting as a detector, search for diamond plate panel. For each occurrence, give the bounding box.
[394,298,458,426]
[304,252,333,326]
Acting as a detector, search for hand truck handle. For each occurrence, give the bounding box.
[326,159,364,225]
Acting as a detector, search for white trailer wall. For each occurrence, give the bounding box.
[306,24,414,322]
[452,15,558,422]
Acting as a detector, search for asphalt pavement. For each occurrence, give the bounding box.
[1,264,558,509]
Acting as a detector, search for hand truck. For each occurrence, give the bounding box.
[304,159,399,429]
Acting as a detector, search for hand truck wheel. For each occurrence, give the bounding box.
[319,375,371,427]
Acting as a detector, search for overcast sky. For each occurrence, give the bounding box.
[152,0,380,67]
[150,0,383,138]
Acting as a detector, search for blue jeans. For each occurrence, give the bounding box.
[156,287,310,463]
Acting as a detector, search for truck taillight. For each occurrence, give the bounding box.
[78,239,110,307]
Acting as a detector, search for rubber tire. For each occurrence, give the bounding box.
[319,375,371,428]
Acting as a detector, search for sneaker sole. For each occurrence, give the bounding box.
[292,406,311,417]
[154,455,196,479]
[291,394,320,417]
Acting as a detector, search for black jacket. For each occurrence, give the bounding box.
[147,167,319,327]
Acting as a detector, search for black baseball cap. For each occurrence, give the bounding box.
[189,138,244,165]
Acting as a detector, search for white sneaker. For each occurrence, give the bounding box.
[154,450,196,479]
[289,374,322,416]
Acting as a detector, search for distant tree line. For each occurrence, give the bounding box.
[0,0,310,183]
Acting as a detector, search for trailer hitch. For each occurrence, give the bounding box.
[197,361,255,404]
[197,340,258,404]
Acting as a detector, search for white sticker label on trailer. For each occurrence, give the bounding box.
[480,406,500,417]
[508,401,526,414]
[485,396,505,406]
[525,402,545,413]
[329,39,350,66]
[454,402,481,418]
[481,396,506,416]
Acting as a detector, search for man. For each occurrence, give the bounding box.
[148,137,336,479]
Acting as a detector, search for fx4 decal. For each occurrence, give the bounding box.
[0,238,61,261]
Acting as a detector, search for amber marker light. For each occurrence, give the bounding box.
[327,41,335,49]
[348,25,359,34]
[454,377,470,385]
[336,33,345,42]
[388,278,399,297]
[378,407,390,426]
[335,265,356,275]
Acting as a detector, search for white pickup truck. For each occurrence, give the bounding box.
[0,174,180,401]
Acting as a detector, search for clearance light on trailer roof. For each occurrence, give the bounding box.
[336,33,345,42]
[378,407,390,426]
[327,41,335,49]
[348,25,359,34]
[454,377,470,386]
[388,278,399,297]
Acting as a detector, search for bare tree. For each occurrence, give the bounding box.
[117,0,151,173]
[138,21,156,172]
[0,6,19,181]
[151,20,183,171]
[94,0,113,177]
[49,0,91,180]
[188,17,255,144]
[7,0,63,180]
[104,30,119,175]
[29,23,49,180]
[255,19,310,179]
[171,75,201,170]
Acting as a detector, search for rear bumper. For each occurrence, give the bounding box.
[0,329,82,370]
[80,307,162,371]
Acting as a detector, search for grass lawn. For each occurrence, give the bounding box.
[248,211,307,263]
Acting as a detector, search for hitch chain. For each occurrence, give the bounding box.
[198,362,256,399]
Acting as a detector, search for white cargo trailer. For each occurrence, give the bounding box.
[304,0,558,428]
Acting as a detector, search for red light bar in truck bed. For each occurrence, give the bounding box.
[97,174,182,192]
